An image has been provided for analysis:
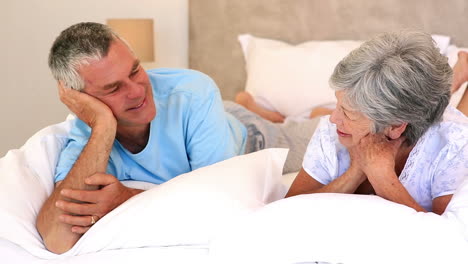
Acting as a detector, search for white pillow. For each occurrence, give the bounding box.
[210,193,468,264]
[67,148,287,256]
[0,120,288,258]
[239,34,457,118]
[0,120,73,259]
[239,34,362,117]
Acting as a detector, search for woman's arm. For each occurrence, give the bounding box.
[432,195,453,215]
[285,166,366,197]
[365,166,453,215]
[365,167,427,212]
[351,133,429,212]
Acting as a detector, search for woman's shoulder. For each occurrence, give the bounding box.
[313,117,338,144]
[415,106,468,160]
[437,106,468,145]
[305,117,348,161]
[302,116,349,182]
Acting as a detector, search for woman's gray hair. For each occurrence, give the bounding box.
[48,22,130,91]
[329,30,452,145]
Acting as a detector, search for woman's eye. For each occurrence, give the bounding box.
[342,110,350,119]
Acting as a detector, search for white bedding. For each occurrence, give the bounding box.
[2,238,209,264]
[0,120,290,262]
[1,119,468,263]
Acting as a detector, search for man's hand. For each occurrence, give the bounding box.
[58,82,116,128]
[56,173,142,234]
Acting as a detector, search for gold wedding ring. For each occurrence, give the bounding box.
[91,215,96,225]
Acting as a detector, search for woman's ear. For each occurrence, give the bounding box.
[385,123,408,139]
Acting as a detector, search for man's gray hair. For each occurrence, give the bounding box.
[329,30,452,145]
[48,22,129,91]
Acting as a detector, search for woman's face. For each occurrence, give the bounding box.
[329,91,373,148]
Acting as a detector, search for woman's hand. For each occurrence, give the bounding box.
[350,134,427,212]
[58,82,116,129]
[352,133,405,176]
[347,143,367,183]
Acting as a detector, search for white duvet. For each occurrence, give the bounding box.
[0,119,287,259]
[1,120,468,264]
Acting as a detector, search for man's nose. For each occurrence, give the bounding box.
[127,81,144,99]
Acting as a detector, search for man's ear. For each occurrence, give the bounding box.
[385,123,408,139]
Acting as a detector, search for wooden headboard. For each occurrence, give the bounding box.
[189,0,468,100]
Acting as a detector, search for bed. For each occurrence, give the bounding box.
[3,0,468,263]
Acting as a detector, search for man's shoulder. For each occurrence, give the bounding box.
[147,68,218,98]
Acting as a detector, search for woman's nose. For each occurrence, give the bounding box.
[329,108,341,125]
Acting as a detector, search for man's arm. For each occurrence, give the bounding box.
[36,84,116,254]
[36,123,115,253]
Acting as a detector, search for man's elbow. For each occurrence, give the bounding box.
[43,239,75,254]
[37,222,79,254]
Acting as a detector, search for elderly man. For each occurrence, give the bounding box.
[36,22,316,253]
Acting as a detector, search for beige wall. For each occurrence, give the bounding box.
[1,0,188,157]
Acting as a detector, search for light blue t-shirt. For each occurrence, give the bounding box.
[55,68,247,184]
[302,106,468,211]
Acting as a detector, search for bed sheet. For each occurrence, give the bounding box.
[1,238,209,264]
[1,171,296,264]
[3,119,468,264]
[0,119,290,263]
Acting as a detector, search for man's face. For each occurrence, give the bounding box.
[78,39,156,130]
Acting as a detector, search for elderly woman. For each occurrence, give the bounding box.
[285,31,468,215]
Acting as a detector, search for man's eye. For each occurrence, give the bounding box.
[109,85,120,94]
[130,67,140,77]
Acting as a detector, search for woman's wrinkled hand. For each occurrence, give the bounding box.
[58,82,116,129]
[352,133,405,176]
[346,144,367,183]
